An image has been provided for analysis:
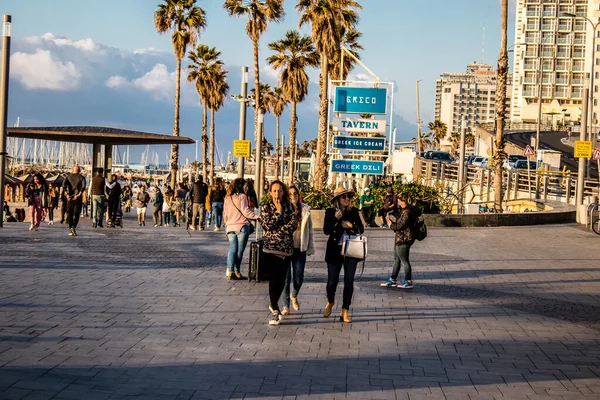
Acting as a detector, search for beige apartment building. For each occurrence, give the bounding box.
[511,0,600,128]
[435,63,512,149]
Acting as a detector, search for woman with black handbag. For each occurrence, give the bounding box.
[323,186,364,323]
[383,192,421,289]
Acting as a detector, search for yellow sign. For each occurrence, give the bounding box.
[233,140,251,157]
[574,141,593,158]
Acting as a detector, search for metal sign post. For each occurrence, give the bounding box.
[0,15,12,227]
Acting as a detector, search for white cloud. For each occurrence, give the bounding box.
[133,48,165,55]
[11,49,82,90]
[261,65,280,84]
[40,32,100,52]
[105,64,176,101]
[104,75,128,88]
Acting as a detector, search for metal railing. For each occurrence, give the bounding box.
[414,158,600,207]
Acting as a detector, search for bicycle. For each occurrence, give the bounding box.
[592,218,600,235]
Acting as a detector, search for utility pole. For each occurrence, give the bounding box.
[255,111,264,203]
[237,66,249,178]
[458,117,467,213]
[576,74,590,223]
[416,80,423,153]
[0,15,12,227]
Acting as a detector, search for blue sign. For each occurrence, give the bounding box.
[334,87,387,114]
[332,136,386,151]
[330,159,385,175]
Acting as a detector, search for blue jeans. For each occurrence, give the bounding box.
[227,225,250,273]
[92,195,105,225]
[283,249,307,308]
[212,202,224,228]
[392,241,414,281]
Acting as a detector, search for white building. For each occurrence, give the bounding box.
[435,62,512,149]
[510,0,600,128]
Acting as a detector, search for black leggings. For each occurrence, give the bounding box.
[266,252,291,312]
[66,199,82,229]
[48,207,55,222]
[327,257,359,309]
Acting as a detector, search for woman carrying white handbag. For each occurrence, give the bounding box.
[323,187,365,323]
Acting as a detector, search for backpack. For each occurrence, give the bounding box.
[414,217,427,241]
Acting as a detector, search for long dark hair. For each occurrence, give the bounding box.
[288,185,302,227]
[227,178,246,196]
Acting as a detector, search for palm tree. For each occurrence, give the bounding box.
[413,131,433,151]
[223,0,285,149]
[208,69,230,184]
[271,87,288,180]
[428,120,447,150]
[268,30,319,185]
[154,0,206,189]
[494,0,509,212]
[187,45,224,180]
[329,27,363,81]
[297,0,362,189]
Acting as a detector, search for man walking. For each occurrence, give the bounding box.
[153,185,164,227]
[136,185,150,227]
[63,165,86,236]
[188,175,208,231]
[90,168,107,228]
[106,174,122,227]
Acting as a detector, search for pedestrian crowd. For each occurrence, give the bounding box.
[9,165,425,326]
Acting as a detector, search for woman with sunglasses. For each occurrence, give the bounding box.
[323,186,364,323]
[281,186,315,315]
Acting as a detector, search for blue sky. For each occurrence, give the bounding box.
[1,0,515,165]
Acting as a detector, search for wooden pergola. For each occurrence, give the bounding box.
[7,126,195,175]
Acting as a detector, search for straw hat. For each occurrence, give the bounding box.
[331,186,355,204]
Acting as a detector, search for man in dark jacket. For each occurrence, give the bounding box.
[188,175,208,230]
[90,168,107,228]
[106,174,122,227]
[152,185,164,227]
[63,165,86,236]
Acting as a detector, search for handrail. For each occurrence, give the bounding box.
[586,203,599,229]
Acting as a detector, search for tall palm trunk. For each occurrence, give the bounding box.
[202,102,208,180]
[209,108,215,184]
[288,102,298,185]
[494,0,509,212]
[252,30,263,195]
[275,115,280,180]
[170,57,182,189]
[314,55,329,189]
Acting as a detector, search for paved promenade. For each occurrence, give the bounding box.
[0,215,599,400]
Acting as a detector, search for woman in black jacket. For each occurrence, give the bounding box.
[323,186,364,323]
[384,192,421,289]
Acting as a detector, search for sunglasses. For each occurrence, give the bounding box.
[339,194,351,200]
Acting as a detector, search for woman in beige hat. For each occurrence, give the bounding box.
[322,186,364,323]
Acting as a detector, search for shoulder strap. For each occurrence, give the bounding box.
[229,194,253,224]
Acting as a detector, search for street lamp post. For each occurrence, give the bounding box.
[255,111,264,203]
[232,66,250,178]
[0,15,11,228]
[563,12,600,177]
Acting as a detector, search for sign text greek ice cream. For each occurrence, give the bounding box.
[332,136,386,151]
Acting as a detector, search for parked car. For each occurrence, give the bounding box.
[503,155,527,169]
[513,160,538,170]
[471,156,487,167]
[425,151,454,163]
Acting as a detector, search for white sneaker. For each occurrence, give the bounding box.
[214,226,219,231]
[29,224,34,231]
[269,312,282,326]
[281,307,290,316]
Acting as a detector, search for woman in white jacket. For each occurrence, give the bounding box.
[282,186,315,315]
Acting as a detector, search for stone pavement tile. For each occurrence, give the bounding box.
[1,388,33,400]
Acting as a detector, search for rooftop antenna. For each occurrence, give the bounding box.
[481,24,486,63]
